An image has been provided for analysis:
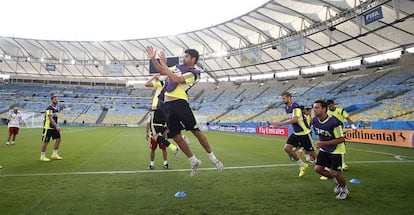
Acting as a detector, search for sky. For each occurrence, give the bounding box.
[1,0,268,41]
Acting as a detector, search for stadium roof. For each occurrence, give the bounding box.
[0,0,413,81]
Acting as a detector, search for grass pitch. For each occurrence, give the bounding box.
[0,126,413,215]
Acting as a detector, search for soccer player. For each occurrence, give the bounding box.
[326,99,356,170]
[274,92,316,177]
[146,46,223,176]
[145,113,169,169]
[298,106,314,163]
[6,107,23,146]
[145,74,181,169]
[312,100,350,200]
[40,96,63,161]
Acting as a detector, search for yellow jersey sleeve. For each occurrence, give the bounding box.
[183,72,195,85]
[152,81,162,89]
[333,125,344,138]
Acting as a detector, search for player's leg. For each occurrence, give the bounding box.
[315,151,339,186]
[191,129,224,171]
[6,127,12,146]
[302,134,316,162]
[342,142,348,170]
[152,109,179,153]
[51,130,62,160]
[331,153,349,199]
[177,99,223,171]
[285,134,308,177]
[148,137,157,169]
[165,100,201,176]
[161,145,169,169]
[284,135,300,161]
[40,129,51,161]
[11,128,18,145]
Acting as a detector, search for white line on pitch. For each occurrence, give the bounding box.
[1,160,412,178]
[347,148,414,159]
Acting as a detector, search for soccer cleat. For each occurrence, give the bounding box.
[11,141,16,145]
[320,176,329,180]
[40,157,51,162]
[5,142,9,147]
[163,164,169,169]
[299,163,309,177]
[336,189,350,200]
[51,154,63,160]
[148,165,154,170]
[342,164,349,171]
[212,159,224,171]
[334,184,341,193]
[173,147,180,161]
[190,159,201,177]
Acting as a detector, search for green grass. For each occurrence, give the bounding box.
[0,126,414,215]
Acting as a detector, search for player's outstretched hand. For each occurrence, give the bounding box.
[158,51,167,66]
[146,46,156,59]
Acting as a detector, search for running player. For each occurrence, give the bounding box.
[326,99,356,170]
[312,100,350,200]
[274,92,316,177]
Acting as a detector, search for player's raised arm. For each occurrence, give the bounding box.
[144,74,159,87]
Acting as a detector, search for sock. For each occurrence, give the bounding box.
[333,177,339,185]
[341,186,348,192]
[163,160,168,165]
[53,150,58,155]
[296,159,305,167]
[40,152,46,157]
[168,144,177,152]
[189,155,198,164]
[150,161,154,166]
[208,152,217,162]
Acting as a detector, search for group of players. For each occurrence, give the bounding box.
[1,47,357,200]
[274,92,357,200]
[2,95,63,165]
[143,46,224,176]
[144,47,358,199]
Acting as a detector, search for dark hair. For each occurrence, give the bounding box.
[281,91,292,97]
[326,99,335,105]
[300,105,305,111]
[314,100,328,112]
[305,107,311,111]
[185,49,199,64]
[51,95,57,100]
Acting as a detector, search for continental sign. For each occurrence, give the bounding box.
[345,128,414,148]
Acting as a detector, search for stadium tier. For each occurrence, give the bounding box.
[1,66,412,125]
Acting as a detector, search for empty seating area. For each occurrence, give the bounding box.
[0,67,413,125]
